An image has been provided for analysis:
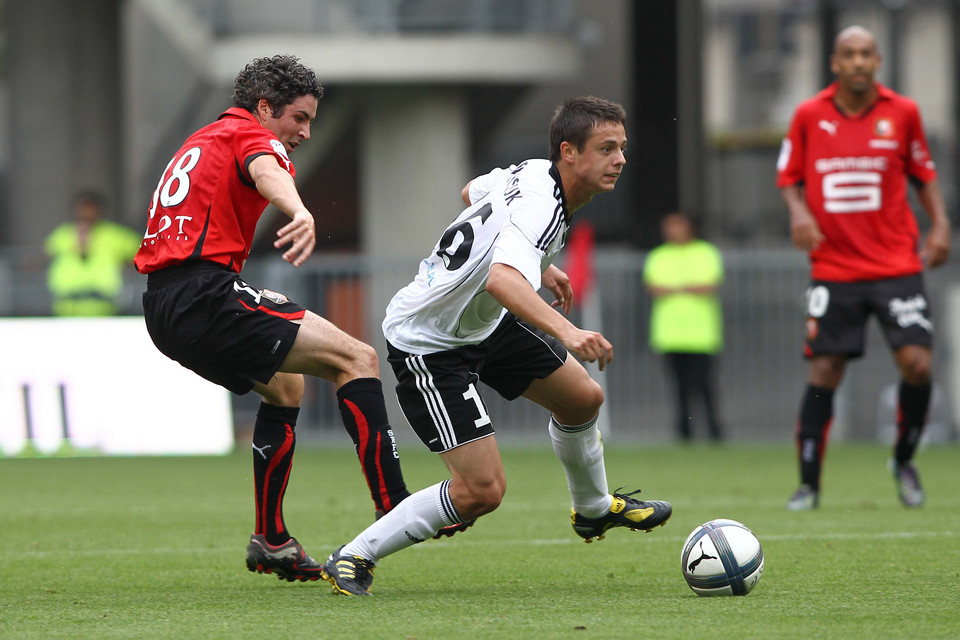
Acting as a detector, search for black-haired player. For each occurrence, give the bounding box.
[136,55,459,581]
[320,96,672,596]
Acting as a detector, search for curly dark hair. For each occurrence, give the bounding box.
[232,55,324,117]
[548,96,626,163]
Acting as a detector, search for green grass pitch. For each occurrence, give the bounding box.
[2,442,958,639]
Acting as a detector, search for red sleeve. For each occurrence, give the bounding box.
[776,106,806,188]
[234,127,296,183]
[904,100,937,184]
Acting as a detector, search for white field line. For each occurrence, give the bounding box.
[11,529,958,560]
[415,529,960,548]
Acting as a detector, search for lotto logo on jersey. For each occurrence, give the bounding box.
[874,118,895,138]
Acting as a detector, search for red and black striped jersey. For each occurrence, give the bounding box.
[134,108,295,274]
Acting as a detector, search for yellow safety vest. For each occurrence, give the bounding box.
[643,239,724,354]
[45,221,142,316]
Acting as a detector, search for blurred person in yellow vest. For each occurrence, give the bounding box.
[45,191,142,316]
[643,212,725,442]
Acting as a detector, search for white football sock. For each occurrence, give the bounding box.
[549,414,611,518]
[341,480,462,563]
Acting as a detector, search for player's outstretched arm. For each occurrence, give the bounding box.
[916,178,951,268]
[248,154,317,267]
[486,263,613,370]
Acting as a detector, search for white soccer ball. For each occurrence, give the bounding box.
[680,519,764,596]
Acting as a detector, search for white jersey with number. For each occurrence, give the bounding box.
[383,159,569,354]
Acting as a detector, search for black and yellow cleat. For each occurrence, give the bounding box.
[571,489,672,543]
[321,546,376,596]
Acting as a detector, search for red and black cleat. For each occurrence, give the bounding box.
[245,534,323,582]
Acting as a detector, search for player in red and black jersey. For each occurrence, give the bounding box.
[776,27,950,510]
[135,55,430,581]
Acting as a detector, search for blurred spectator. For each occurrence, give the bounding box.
[643,211,725,443]
[44,191,142,316]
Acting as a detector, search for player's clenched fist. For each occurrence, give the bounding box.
[564,329,614,371]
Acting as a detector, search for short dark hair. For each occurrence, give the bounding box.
[74,190,105,209]
[548,96,626,163]
[232,55,324,117]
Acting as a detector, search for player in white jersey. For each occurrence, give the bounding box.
[321,96,673,595]
[384,158,568,353]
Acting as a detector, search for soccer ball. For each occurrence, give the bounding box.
[680,519,764,596]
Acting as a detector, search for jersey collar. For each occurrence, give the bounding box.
[549,162,571,224]
[821,81,893,118]
[820,81,894,99]
[218,107,260,124]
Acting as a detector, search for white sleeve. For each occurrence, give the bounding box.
[489,181,559,290]
[491,222,544,290]
[468,166,514,204]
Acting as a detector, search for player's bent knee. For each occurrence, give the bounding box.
[897,349,931,385]
[454,479,506,519]
[464,490,504,518]
[259,372,304,406]
[355,342,381,376]
[809,357,845,386]
[566,381,605,418]
[586,382,605,412]
[336,338,380,379]
[902,364,931,386]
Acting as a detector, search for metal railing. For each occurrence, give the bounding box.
[3,247,955,445]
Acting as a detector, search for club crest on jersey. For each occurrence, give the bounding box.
[873,118,895,138]
[270,139,293,171]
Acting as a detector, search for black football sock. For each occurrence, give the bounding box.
[894,381,931,464]
[337,378,410,515]
[797,384,834,491]
[252,402,299,546]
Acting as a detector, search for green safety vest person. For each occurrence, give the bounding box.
[643,213,724,354]
[643,211,725,442]
[44,191,142,316]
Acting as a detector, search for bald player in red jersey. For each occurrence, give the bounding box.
[136,56,464,582]
[776,27,950,511]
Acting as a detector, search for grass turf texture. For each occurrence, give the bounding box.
[2,443,958,639]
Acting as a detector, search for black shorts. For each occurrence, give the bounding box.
[142,261,305,394]
[387,313,568,453]
[803,274,933,360]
